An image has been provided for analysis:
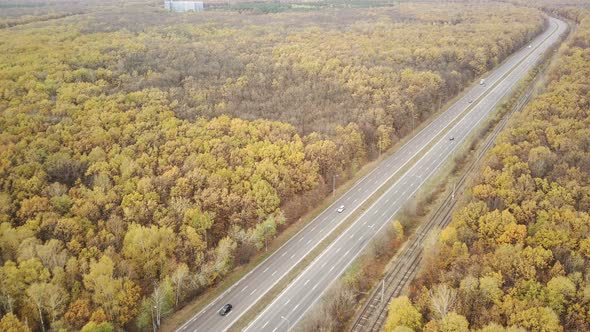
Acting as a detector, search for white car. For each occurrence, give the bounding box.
[337,205,345,213]
[479,79,485,85]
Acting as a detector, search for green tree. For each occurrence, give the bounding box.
[184,207,213,244]
[543,276,576,314]
[80,321,114,332]
[509,306,562,332]
[122,224,175,282]
[384,296,423,331]
[249,213,283,251]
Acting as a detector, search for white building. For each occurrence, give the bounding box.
[165,1,204,12]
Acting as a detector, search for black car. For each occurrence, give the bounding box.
[219,304,232,316]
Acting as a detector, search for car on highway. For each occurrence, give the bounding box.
[480,79,485,85]
[219,304,232,316]
[468,99,473,103]
[337,205,345,213]
[449,136,455,141]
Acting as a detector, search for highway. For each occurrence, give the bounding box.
[349,47,546,332]
[177,17,567,332]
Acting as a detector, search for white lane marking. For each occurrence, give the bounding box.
[272,328,277,332]
[345,250,350,256]
[369,224,375,228]
[359,235,364,242]
[293,304,300,312]
[312,284,318,290]
[335,247,341,253]
[329,266,335,272]
[298,237,303,243]
[304,279,310,286]
[386,198,390,203]
[272,270,277,276]
[290,254,296,259]
[241,286,248,293]
[262,321,269,329]
[349,234,354,239]
[263,267,269,273]
[363,220,367,225]
[311,226,316,231]
[250,289,257,296]
[321,262,327,268]
[284,299,290,306]
[281,251,287,257]
[382,211,387,217]
[353,198,358,203]
[373,210,378,215]
[306,239,312,245]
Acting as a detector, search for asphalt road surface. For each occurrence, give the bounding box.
[177,17,567,332]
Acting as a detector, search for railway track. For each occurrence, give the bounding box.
[349,77,536,332]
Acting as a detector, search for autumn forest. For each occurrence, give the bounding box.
[0,0,575,331]
[385,2,590,332]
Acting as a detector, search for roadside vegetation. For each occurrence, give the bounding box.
[385,5,590,332]
[297,220,405,332]
[0,0,546,331]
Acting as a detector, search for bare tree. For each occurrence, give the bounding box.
[429,284,457,318]
[369,230,390,259]
[152,283,165,329]
[26,283,46,332]
[45,284,69,324]
[151,279,173,329]
[324,281,356,331]
[296,306,331,332]
[171,263,189,306]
